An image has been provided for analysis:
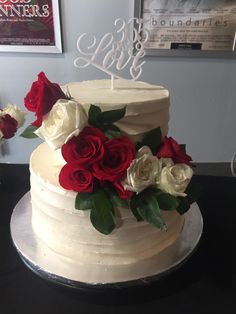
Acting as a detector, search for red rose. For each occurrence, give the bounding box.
[114,181,133,200]
[157,137,192,165]
[59,163,94,193]
[24,72,67,126]
[93,137,135,182]
[62,127,107,165]
[0,114,18,139]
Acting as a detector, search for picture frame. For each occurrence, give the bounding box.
[134,0,236,58]
[0,0,62,54]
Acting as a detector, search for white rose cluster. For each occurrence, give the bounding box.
[123,146,193,197]
[35,99,88,150]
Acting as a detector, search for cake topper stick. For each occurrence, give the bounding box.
[74,18,149,90]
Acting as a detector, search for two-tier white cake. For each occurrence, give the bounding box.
[29,79,186,284]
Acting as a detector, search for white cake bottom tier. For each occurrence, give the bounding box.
[31,173,184,266]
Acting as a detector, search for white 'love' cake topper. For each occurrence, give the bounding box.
[74,18,149,89]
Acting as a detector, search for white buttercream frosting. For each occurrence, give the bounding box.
[30,143,184,270]
[62,79,170,141]
[29,79,184,284]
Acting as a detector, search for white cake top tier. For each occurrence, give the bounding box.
[64,79,168,107]
[63,79,170,140]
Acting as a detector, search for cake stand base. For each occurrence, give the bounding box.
[10,192,203,290]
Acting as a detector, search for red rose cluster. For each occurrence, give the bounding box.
[24,72,68,127]
[0,114,18,139]
[59,127,135,199]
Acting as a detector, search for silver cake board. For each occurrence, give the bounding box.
[10,192,203,290]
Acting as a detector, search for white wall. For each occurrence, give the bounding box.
[0,0,236,163]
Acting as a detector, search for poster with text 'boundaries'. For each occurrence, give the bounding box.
[142,0,236,51]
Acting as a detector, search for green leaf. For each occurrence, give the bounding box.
[107,191,129,209]
[180,144,186,153]
[20,125,39,139]
[176,197,190,215]
[144,187,163,197]
[141,127,162,154]
[90,190,115,235]
[130,195,144,221]
[157,193,180,211]
[185,180,202,204]
[97,106,126,124]
[88,104,102,127]
[102,124,121,139]
[135,141,143,151]
[104,129,120,139]
[75,192,94,210]
[137,195,167,230]
[176,180,202,215]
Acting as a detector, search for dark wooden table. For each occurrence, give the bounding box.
[0,164,236,314]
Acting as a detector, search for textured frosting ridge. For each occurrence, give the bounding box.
[63,80,170,141]
[29,80,184,283]
[30,143,184,266]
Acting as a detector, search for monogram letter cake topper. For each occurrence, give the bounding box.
[74,18,149,89]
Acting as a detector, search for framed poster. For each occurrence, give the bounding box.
[135,0,236,58]
[0,0,62,53]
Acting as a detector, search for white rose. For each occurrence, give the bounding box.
[154,158,174,184]
[123,146,162,194]
[2,104,25,127]
[35,99,88,150]
[158,164,193,197]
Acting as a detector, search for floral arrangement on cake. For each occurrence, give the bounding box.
[22,73,201,235]
[0,104,25,145]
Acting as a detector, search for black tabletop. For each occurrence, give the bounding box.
[0,164,236,314]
